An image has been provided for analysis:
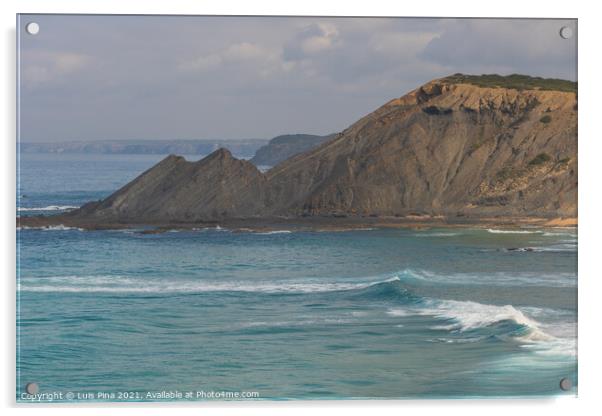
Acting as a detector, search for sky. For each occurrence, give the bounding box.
[18,15,577,142]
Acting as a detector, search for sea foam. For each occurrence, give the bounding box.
[19,275,402,294]
[388,298,574,356]
[18,224,84,231]
[18,205,78,212]
[486,228,541,234]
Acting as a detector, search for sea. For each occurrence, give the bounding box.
[16,153,577,401]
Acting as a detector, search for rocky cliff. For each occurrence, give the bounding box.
[250,134,335,167]
[62,74,577,224]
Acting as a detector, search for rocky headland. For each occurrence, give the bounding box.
[20,74,577,231]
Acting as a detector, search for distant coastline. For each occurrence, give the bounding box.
[19,139,268,157]
[20,134,333,168]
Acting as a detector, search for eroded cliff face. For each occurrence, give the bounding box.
[265,80,577,218]
[68,76,577,223]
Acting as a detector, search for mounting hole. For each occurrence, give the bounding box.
[559,377,572,391]
[25,382,39,395]
[559,26,573,40]
[25,22,40,35]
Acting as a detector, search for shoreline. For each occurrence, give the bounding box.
[17,214,578,233]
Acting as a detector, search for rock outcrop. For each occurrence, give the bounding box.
[74,149,268,222]
[63,74,577,224]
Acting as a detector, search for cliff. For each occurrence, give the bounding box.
[44,74,578,226]
[265,75,577,218]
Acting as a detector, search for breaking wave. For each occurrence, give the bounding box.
[18,205,78,212]
[18,267,576,296]
[487,229,541,234]
[19,270,575,357]
[387,299,574,357]
[412,232,460,237]
[18,225,84,231]
[18,274,402,294]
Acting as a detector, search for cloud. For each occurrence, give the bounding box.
[19,16,577,142]
[420,19,577,80]
[22,51,90,86]
[178,42,294,79]
[180,42,273,71]
[283,23,340,61]
[279,21,443,91]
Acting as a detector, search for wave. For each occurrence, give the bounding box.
[542,231,577,237]
[530,244,576,253]
[419,299,544,333]
[412,232,460,237]
[386,308,413,317]
[210,228,293,235]
[387,300,542,333]
[19,267,575,296]
[18,224,84,231]
[313,227,376,232]
[487,229,541,234]
[380,281,575,357]
[19,272,575,357]
[395,268,575,288]
[18,205,78,212]
[505,245,576,253]
[388,298,574,357]
[19,275,402,295]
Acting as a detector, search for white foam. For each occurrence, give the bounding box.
[487,228,541,234]
[385,298,576,357]
[386,308,414,317]
[18,205,78,212]
[27,275,139,285]
[314,227,376,233]
[19,275,401,294]
[521,337,576,357]
[189,226,231,232]
[419,299,542,332]
[529,244,577,253]
[18,224,84,231]
[413,232,460,237]
[255,230,293,235]
[542,231,577,237]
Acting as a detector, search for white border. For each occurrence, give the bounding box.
[2,1,600,415]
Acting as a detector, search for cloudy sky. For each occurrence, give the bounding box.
[18,15,577,142]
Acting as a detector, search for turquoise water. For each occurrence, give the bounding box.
[17,154,577,401]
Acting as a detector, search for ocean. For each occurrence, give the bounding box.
[17,153,577,401]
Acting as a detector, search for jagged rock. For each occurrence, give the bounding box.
[71,149,267,222]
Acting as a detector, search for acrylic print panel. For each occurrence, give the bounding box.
[16,14,577,402]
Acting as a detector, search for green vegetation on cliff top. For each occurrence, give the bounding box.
[443,74,577,93]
